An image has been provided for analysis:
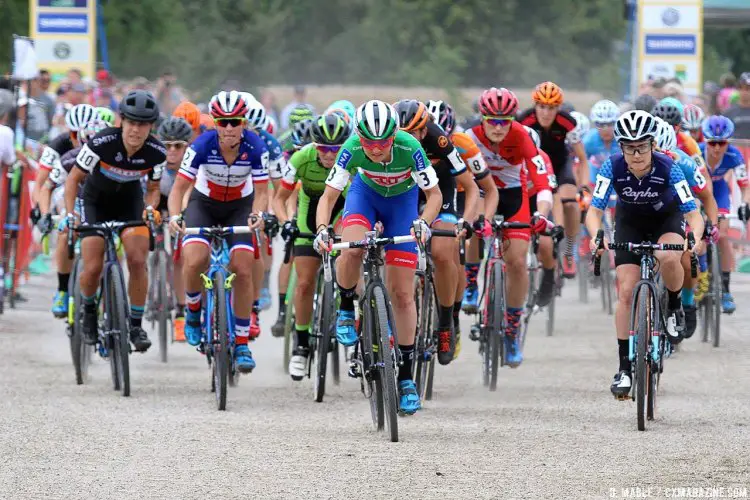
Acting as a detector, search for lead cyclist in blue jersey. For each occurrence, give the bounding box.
[699,115,750,314]
[585,110,704,397]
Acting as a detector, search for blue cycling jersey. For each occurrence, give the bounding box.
[699,143,748,185]
[583,129,620,185]
[591,152,697,215]
[255,128,286,180]
[671,148,707,192]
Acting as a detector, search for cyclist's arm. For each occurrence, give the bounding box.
[64,167,87,216]
[572,142,589,189]
[585,159,614,237]
[317,164,348,228]
[670,165,703,239]
[477,175,499,220]
[421,185,442,225]
[33,145,59,204]
[251,149,270,215]
[734,161,750,204]
[167,175,192,219]
[456,170,479,224]
[38,179,55,215]
[525,144,553,215]
[272,161,298,223]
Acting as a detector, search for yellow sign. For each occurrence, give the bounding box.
[637,0,703,96]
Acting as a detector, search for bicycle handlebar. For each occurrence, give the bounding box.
[430,228,467,265]
[183,226,253,236]
[592,229,696,277]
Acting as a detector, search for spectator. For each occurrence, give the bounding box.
[260,89,280,129]
[18,77,51,141]
[717,72,738,113]
[155,69,184,116]
[724,72,750,140]
[279,85,314,130]
[662,78,684,102]
[37,70,56,125]
[67,68,83,86]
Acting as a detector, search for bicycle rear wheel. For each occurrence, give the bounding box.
[710,245,721,348]
[283,267,297,373]
[489,263,504,392]
[157,251,169,363]
[373,285,399,442]
[108,264,131,397]
[635,286,651,431]
[313,268,335,403]
[546,263,562,337]
[213,274,229,411]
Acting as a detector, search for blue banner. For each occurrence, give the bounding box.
[644,34,697,55]
[37,13,89,34]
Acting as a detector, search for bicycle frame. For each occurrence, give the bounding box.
[199,234,237,357]
[627,253,663,365]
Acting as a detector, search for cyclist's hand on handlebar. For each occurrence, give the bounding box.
[280,220,296,242]
[473,218,492,238]
[531,212,554,234]
[168,214,184,235]
[65,213,75,230]
[454,218,472,240]
[143,206,162,225]
[36,213,53,235]
[248,212,265,230]
[590,234,609,256]
[706,223,719,244]
[314,226,332,254]
[411,218,431,245]
[738,202,750,223]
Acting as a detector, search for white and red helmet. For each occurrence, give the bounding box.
[209,91,249,119]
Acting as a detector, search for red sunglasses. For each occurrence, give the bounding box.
[360,136,394,149]
[214,117,246,128]
[483,115,514,127]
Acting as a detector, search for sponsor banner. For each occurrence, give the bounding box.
[644,34,696,55]
[37,13,89,34]
[38,0,88,7]
[34,38,91,64]
[641,4,701,30]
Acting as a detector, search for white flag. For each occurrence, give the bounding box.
[12,37,39,81]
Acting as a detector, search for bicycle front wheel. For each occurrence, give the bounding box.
[313,268,334,403]
[283,267,297,373]
[373,286,399,442]
[157,251,169,363]
[635,286,651,431]
[710,245,721,348]
[107,264,131,397]
[213,274,229,411]
[69,258,90,385]
[489,263,504,392]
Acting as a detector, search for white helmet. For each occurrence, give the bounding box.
[567,111,590,144]
[614,110,658,142]
[208,90,249,118]
[589,99,620,125]
[245,98,267,130]
[653,117,677,152]
[355,100,399,139]
[523,125,541,149]
[79,119,108,144]
[65,104,97,131]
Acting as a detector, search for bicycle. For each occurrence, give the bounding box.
[324,228,422,443]
[182,225,252,411]
[145,218,176,363]
[593,230,696,431]
[281,218,342,403]
[71,219,155,397]
[699,219,722,348]
[522,223,563,343]
[471,215,532,392]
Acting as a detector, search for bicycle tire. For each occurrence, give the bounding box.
[635,286,650,431]
[69,258,89,385]
[213,273,229,411]
[373,285,399,442]
[710,244,721,348]
[412,275,425,394]
[283,267,297,373]
[701,246,712,344]
[157,251,169,363]
[314,269,334,402]
[578,255,588,304]
[520,260,538,350]
[601,253,613,315]
[360,290,383,431]
[423,277,437,401]
[109,264,131,397]
[481,264,493,387]
[489,263,504,392]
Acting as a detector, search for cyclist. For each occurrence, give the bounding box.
[325,99,356,125]
[652,98,706,172]
[273,113,349,380]
[279,105,315,155]
[167,91,268,373]
[95,107,116,127]
[653,117,717,337]
[33,103,98,317]
[314,100,442,415]
[394,99,479,365]
[682,104,705,143]
[427,99,499,358]
[584,100,621,183]
[519,81,588,278]
[199,113,215,134]
[633,94,657,113]
[585,110,704,397]
[63,90,167,352]
[465,87,554,366]
[172,100,202,141]
[155,117,193,341]
[699,115,750,314]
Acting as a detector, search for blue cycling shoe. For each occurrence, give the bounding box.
[52,291,68,318]
[398,380,421,415]
[234,344,256,373]
[462,286,479,313]
[336,309,358,346]
[722,293,736,314]
[258,287,272,311]
[185,309,202,346]
[504,335,523,368]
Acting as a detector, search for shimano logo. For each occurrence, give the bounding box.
[621,186,660,202]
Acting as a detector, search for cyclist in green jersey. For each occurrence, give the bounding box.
[314,100,443,415]
[278,106,315,155]
[273,114,349,380]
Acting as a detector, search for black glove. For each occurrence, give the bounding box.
[263,213,279,238]
[739,203,750,223]
[456,218,473,239]
[281,221,296,242]
[37,213,53,235]
[30,205,41,225]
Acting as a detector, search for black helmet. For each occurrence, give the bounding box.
[158,117,193,142]
[394,99,431,132]
[311,113,349,145]
[119,90,160,123]
[650,102,681,126]
[633,94,657,112]
[291,118,314,148]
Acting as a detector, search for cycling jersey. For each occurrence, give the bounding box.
[76,127,166,190]
[416,121,468,217]
[39,132,74,172]
[255,128,285,180]
[450,131,490,181]
[677,131,706,170]
[664,149,708,194]
[700,142,748,213]
[583,129,620,186]
[179,129,269,202]
[591,152,697,215]
[518,108,577,175]
[527,149,556,197]
[326,130,438,197]
[160,167,178,197]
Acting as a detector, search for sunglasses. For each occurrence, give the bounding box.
[360,136,394,149]
[595,122,615,128]
[708,141,728,147]
[315,144,341,154]
[214,118,246,128]
[164,141,188,149]
[621,142,652,155]
[482,115,514,127]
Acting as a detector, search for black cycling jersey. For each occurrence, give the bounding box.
[75,127,166,193]
[39,132,74,171]
[418,120,467,214]
[518,108,577,172]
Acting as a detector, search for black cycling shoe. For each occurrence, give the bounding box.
[129,326,152,353]
[436,328,455,365]
[82,308,99,345]
[682,304,697,339]
[536,269,556,307]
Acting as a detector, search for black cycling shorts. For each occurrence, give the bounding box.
[553,155,577,187]
[182,190,255,252]
[613,209,686,267]
[80,182,143,238]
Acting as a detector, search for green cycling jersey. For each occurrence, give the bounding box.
[325,130,438,197]
[282,143,348,197]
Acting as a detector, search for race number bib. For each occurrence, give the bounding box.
[674,179,694,204]
[592,174,611,199]
[75,145,100,172]
[531,155,547,174]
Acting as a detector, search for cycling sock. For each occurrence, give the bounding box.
[82,293,96,313]
[564,236,576,257]
[130,305,145,328]
[698,253,708,272]
[543,267,556,280]
[504,307,523,338]
[722,272,730,294]
[253,300,260,314]
[618,338,631,372]
[452,301,462,328]
[278,293,287,313]
[398,344,414,382]
[667,289,681,310]
[295,325,310,348]
[338,285,357,312]
[186,291,201,312]
[235,317,250,345]
[58,273,70,293]
[681,288,695,307]
[175,304,185,319]
[465,263,480,289]
[438,304,453,330]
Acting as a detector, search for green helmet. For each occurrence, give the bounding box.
[311,114,348,145]
[355,100,398,140]
[325,100,356,120]
[288,105,314,127]
[96,106,115,126]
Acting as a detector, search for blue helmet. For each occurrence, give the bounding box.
[325,100,356,120]
[702,115,734,141]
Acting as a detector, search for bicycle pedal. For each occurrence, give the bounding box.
[614,393,630,401]
[348,362,360,379]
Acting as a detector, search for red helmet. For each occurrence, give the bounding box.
[478,87,518,116]
[209,91,249,119]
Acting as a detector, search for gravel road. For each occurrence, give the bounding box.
[1,261,749,500]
